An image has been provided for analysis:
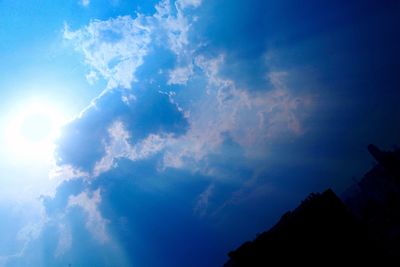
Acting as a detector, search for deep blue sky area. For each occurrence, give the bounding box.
[0,1,399,266]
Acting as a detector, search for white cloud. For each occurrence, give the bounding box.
[85,70,99,85]
[64,0,202,91]
[49,164,89,181]
[54,224,72,258]
[266,71,309,135]
[89,54,309,174]
[130,133,168,160]
[168,64,193,85]
[176,0,202,9]
[52,1,315,245]
[93,120,168,177]
[48,164,90,197]
[194,183,214,217]
[80,0,90,7]
[0,201,48,266]
[121,93,136,105]
[163,55,312,169]
[64,15,152,90]
[154,0,197,55]
[16,223,43,244]
[62,0,310,180]
[68,189,109,243]
[92,120,132,177]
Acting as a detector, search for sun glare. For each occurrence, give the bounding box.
[4,101,67,163]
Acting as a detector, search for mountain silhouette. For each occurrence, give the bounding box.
[224,144,400,266]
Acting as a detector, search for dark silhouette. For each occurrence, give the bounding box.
[367,144,400,178]
[224,144,400,266]
[344,144,400,262]
[224,189,377,266]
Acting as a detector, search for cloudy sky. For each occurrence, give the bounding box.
[0,0,399,266]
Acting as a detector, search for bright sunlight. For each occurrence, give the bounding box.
[4,101,67,162]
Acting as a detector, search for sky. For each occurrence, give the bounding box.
[0,0,399,266]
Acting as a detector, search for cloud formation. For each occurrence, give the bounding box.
[54,224,72,258]
[176,0,202,9]
[194,183,214,217]
[93,120,169,176]
[64,15,152,90]
[3,0,400,266]
[6,0,313,265]
[52,3,313,238]
[68,189,109,243]
[163,56,311,170]
[65,0,200,91]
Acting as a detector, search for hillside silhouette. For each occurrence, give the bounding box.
[224,144,400,266]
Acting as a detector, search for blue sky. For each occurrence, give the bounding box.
[0,0,399,266]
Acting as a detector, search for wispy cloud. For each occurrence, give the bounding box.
[51,0,313,263]
[49,164,90,185]
[68,189,109,243]
[61,0,311,178]
[64,0,201,91]
[168,64,194,85]
[80,0,90,7]
[163,55,312,170]
[64,16,152,90]
[54,223,72,258]
[194,183,214,217]
[154,0,194,55]
[176,0,202,9]
[0,201,47,267]
[93,120,169,176]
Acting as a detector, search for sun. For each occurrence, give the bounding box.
[4,101,67,163]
